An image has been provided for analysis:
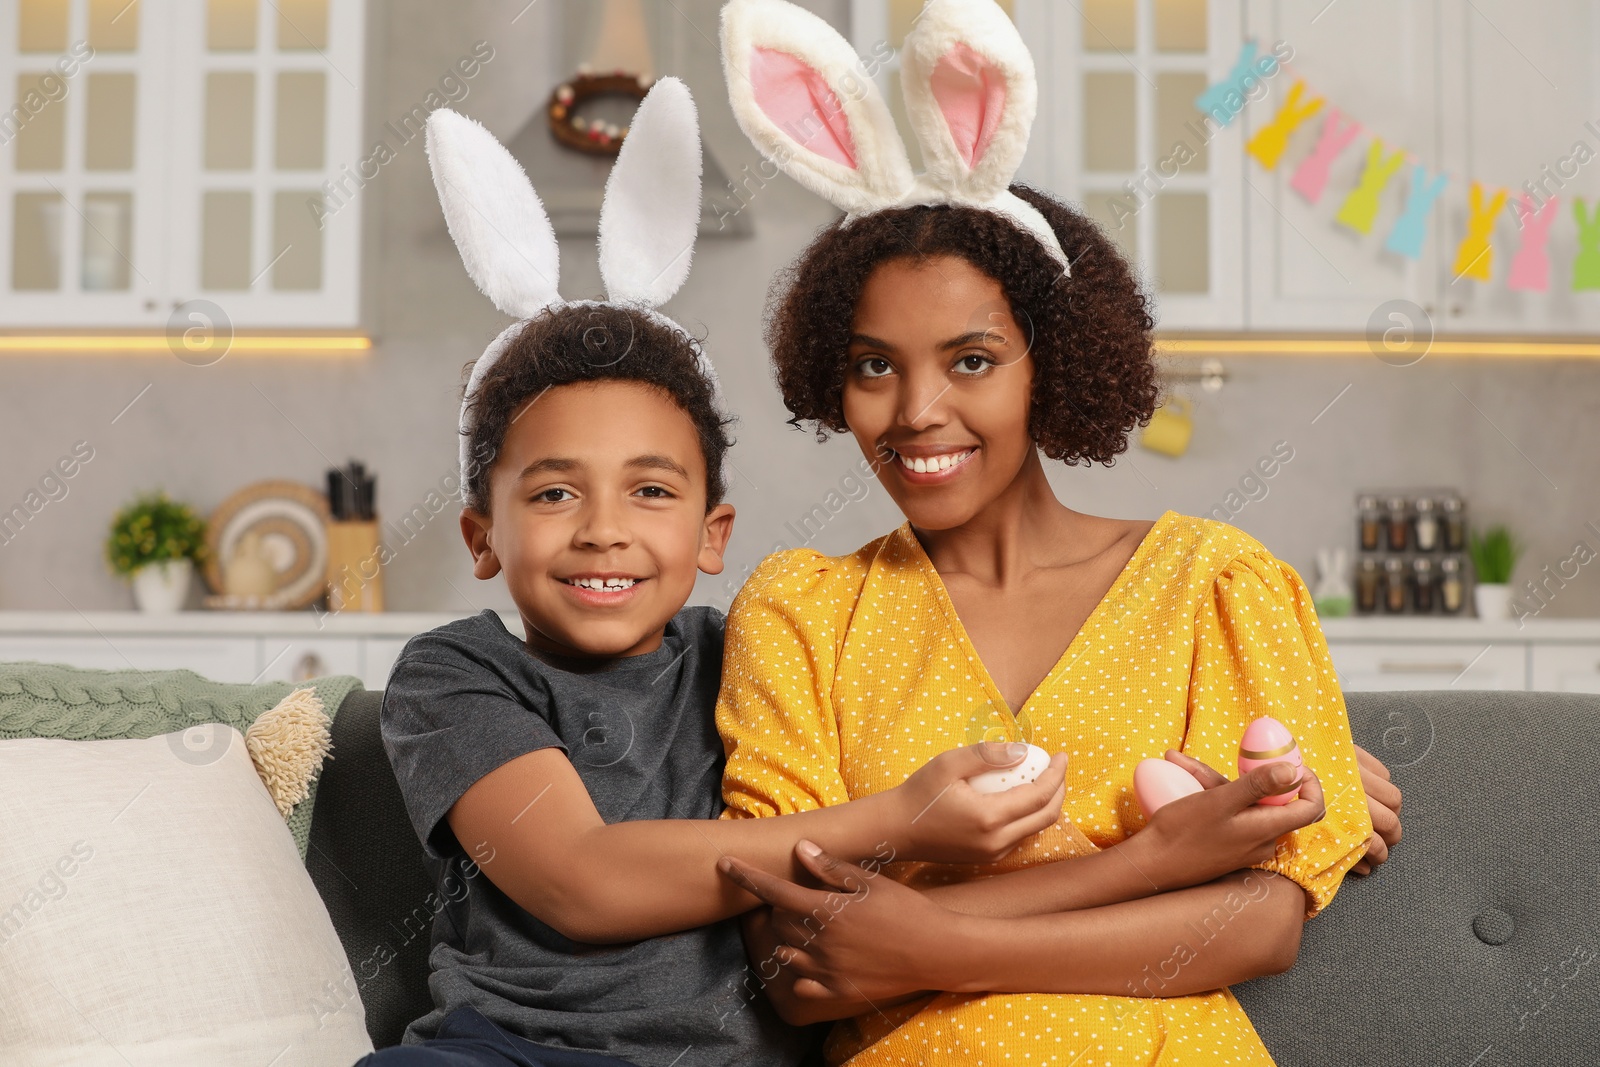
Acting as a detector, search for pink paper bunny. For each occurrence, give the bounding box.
[1509,194,1559,293]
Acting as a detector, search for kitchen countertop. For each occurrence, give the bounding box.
[0,611,1598,642]
[0,610,519,637]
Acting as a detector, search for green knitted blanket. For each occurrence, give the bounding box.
[0,661,363,862]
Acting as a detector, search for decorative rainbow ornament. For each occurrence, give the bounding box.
[719,0,1070,275]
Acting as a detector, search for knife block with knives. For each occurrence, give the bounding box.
[326,461,384,613]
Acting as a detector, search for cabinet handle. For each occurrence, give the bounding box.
[1379,660,1469,674]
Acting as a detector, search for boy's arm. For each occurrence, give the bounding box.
[447,741,1067,945]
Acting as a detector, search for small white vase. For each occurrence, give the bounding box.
[1474,582,1512,622]
[131,559,193,614]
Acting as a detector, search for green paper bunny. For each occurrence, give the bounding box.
[1574,199,1600,291]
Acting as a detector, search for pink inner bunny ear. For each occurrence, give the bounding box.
[931,42,1007,170]
[750,47,857,169]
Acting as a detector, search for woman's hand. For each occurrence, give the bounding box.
[738,905,929,1027]
[1351,744,1402,875]
[719,841,952,1007]
[888,743,1068,865]
[1125,752,1328,890]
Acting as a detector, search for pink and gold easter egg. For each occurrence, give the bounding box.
[1237,717,1304,806]
[1133,758,1205,818]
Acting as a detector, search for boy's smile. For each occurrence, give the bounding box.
[461,380,734,660]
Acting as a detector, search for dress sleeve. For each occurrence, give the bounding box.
[715,553,855,820]
[1184,548,1373,917]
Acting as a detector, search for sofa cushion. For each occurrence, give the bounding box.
[0,727,375,1066]
[0,661,362,860]
[1236,690,1600,1065]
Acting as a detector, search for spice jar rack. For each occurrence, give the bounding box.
[1354,490,1469,616]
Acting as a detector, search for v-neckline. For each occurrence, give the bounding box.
[899,511,1175,718]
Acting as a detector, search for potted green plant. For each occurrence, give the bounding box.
[1468,525,1522,621]
[106,493,208,613]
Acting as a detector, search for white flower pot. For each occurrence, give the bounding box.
[1474,582,1512,622]
[131,559,193,614]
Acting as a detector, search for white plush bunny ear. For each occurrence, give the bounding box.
[598,76,702,308]
[426,109,561,319]
[721,0,915,215]
[900,0,1037,204]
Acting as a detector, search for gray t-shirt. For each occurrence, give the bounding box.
[380,608,805,1067]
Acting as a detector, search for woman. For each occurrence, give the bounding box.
[712,189,1402,1065]
[711,3,1400,1060]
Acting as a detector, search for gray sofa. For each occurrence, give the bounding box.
[307,690,1600,1064]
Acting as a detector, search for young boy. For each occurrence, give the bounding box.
[365,303,1069,1067]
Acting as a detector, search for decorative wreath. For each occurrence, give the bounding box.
[547,66,655,156]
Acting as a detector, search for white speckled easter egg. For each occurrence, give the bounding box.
[968,744,1053,795]
[1238,716,1304,806]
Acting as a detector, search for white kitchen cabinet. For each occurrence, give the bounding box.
[0,634,261,682]
[255,635,363,685]
[1530,645,1600,694]
[1240,0,1441,333]
[0,612,517,693]
[0,0,367,328]
[1326,640,1528,692]
[362,636,410,691]
[1434,0,1600,335]
[851,0,1246,329]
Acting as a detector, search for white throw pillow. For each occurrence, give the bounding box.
[0,726,375,1066]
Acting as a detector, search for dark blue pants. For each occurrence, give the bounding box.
[355,1005,641,1067]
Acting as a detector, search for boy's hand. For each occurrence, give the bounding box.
[1123,750,1327,891]
[889,742,1067,865]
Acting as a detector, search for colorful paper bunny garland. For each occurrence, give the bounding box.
[1228,38,1600,294]
[424,77,719,486]
[720,0,1071,275]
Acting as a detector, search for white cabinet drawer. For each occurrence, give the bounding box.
[0,636,261,683]
[255,637,363,685]
[1530,645,1600,694]
[1328,642,1528,692]
[362,638,410,691]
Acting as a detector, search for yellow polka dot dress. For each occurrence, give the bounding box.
[716,512,1373,1067]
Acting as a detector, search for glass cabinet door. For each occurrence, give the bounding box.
[0,0,168,325]
[0,0,365,329]
[164,0,364,328]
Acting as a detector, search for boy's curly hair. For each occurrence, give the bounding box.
[763,184,1159,466]
[462,303,734,513]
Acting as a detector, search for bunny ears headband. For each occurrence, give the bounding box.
[720,0,1069,274]
[425,77,715,488]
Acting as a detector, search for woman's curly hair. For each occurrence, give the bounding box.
[462,303,734,513]
[764,184,1159,466]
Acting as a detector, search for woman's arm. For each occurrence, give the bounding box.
[723,843,1305,1019]
[921,757,1323,919]
[446,741,1067,944]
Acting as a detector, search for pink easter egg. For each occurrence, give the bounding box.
[1238,716,1304,806]
[1134,758,1205,818]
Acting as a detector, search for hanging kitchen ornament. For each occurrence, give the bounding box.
[1508,193,1558,293]
[1452,181,1507,282]
[1335,138,1406,235]
[1246,80,1323,170]
[1383,166,1449,261]
[547,0,657,157]
[1574,199,1600,290]
[1289,107,1361,204]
